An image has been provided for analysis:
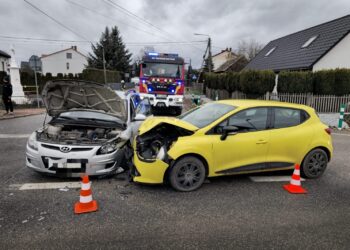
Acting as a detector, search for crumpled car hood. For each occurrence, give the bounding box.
[138,116,198,135]
[42,80,126,120]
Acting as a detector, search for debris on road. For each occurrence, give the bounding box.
[58,187,69,192]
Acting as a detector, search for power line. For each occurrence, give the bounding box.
[103,0,174,39]
[23,0,92,43]
[65,0,170,41]
[0,35,207,46]
[102,0,205,53]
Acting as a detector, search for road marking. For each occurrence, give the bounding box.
[0,134,31,138]
[10,182,81,190]
[249,176,305,182]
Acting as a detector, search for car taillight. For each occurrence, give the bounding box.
[325,128,332,135]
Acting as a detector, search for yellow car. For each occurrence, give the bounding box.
[132,100,333,192]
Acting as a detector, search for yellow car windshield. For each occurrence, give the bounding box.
[180,103,235,128]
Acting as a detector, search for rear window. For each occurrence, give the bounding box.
[273,108,309,129]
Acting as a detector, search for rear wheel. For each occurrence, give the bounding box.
[301,149,328,179]
[169,156,206,192]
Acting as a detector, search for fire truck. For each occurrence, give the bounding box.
[139,52,185,115]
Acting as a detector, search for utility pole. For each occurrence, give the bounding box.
[33,57,39,108]
[102,46,107,84]
[208,37,212,73]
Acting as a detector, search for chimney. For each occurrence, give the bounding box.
[71,46,77,51]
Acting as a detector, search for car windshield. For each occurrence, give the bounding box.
[179,103,235,128]
[142,63,182,78]
[59,111,123,123]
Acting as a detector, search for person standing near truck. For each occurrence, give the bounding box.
[2,75,14,115]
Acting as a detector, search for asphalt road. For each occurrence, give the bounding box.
[0,114,350,249]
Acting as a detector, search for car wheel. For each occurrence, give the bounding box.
[169,156,206,192]
[174,107,182,116]
[301,149,328,179]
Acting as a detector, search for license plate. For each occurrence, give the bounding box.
[156,94,167,99]
[65,163,81,169]
[48,158,82,169]
[157,102,166,107]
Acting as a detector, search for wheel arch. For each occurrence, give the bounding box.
[302,146,331,166]
[163,153,209,183]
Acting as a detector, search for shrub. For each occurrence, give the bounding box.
[278,71,313,93]
[239,70,275,96]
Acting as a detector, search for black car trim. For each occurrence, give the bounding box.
[215,162,294,174]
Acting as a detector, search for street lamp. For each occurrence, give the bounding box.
[194,33,212,73]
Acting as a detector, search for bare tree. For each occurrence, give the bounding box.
[236,39,264,61]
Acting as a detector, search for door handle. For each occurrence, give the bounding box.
[256,140,267,144]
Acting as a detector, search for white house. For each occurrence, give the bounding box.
[245,15,350,72]
[212,48,237,71]
[41,46,87,76]
[0,49,11,73]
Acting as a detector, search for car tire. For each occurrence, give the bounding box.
[301,148,328,179]
[169,156,206,192]
[174,107,182,116]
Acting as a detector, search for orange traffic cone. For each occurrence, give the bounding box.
[74,175,98,214]
[283,164,307,194]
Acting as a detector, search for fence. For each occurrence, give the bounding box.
[205,87,350,113]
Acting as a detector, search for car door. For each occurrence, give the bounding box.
[211,107,271,175]
[266,107,313,168]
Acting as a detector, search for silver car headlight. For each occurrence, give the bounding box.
[27,132,38,151]
[97,139,119,155]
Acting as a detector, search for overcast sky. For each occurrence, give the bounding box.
[0,0,349,68]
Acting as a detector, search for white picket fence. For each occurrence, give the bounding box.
[267,93,350,113]
[205,87,350,113]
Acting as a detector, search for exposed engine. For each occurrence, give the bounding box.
[37,124,121,145]
[136,123,193,162]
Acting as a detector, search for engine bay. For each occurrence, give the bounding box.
[136,123,193,161]
[37,124,121,145]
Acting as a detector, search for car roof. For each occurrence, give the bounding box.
[217,99,314,111]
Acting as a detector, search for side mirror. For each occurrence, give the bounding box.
[142,63,147,68]
[220,125,239,141]
[133,113,146,122]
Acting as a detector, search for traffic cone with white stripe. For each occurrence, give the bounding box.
[74,175,98,214]
[283,164,307,194]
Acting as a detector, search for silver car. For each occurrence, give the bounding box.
[26,80,151,177]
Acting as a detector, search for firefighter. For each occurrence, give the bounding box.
[2,75,14,115]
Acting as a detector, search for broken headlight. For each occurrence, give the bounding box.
[97,139,120,155]
[27,132,38,150]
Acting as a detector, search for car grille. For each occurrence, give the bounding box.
[41,144,93,152]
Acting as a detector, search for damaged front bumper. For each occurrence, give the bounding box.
[132,154,169,184]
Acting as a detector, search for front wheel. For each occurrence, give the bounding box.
[301,149,328,179]
[169,156,206,192]
[174,107,182,116]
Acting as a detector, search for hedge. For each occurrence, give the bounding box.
[278,71,313,93]
[204,68,350,96]
[17,68,121,93]
[204,70,275,96]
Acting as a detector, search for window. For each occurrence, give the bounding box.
[301,35,318,48]
[180,103,235,128]
[215,108,268,133]
[1,61,4,71]
[265,47,276,57]
[273,108,309,128]
[66,62,70,70]
[66,53,72,59]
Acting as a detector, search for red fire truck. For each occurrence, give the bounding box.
[139,52,185,115]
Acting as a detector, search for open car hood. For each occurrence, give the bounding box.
[42,80,126,120]
[138,116,198,135]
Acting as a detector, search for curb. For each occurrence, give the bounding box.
[0,112,45,121]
